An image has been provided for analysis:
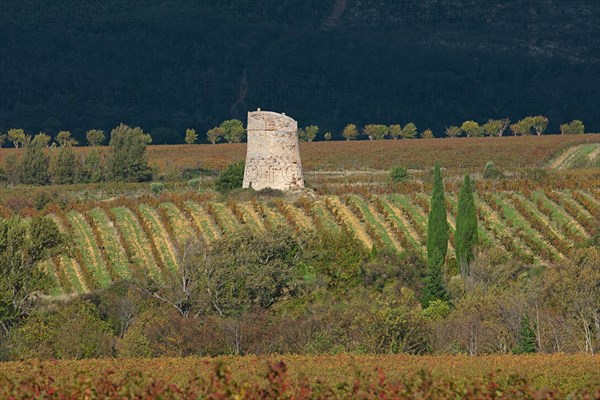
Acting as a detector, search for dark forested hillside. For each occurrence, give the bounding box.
[1,0,599,143]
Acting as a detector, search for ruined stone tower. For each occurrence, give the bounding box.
[243,109,304,191]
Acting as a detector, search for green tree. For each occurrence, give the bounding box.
[461,121,484,137]
[482,119,510,137]
[400,122,417,139]
[423,164,449,306]
[86,129,105,146]
[421,129,434,139]
[107,123,153,182]
[185,128,198,144]
[455,175,478,277]
[215,160,245,193]
[82,148,104,183]
[7,128,26,148]
[512,316,537,354]
[445,126,461,138]
[299,125,318,142]
[220,119,245,143]
[0,216,64,331]
[364,124,389,140]
[55,130,78,147]
[52,145,77,184]
[323,131,332,141]
[342,124,358,140]
[389,124,402,140]
[531,116,549,136]
[510,117,534,136]
[35,132,51,147]
[560,120,585,134]
[206,126,224,144]
[4,154,21,184]
[21,134,50,185]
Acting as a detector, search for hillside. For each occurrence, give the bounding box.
[1,0,599,142]
[40,188,598,295]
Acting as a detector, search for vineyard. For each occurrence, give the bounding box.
[41,188,599,295]
[1,354,599,398]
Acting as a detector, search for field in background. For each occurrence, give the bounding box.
[1,134,598,173]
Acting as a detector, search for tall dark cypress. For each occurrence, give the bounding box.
[423,163,449,306]
[455,174,478,277]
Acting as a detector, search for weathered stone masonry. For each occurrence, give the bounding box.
[243,110,305,191]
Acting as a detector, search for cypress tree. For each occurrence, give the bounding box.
[455,174,478,277]
[423,163,449,306]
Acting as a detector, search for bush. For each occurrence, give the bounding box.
[215,161,245,193]
[389,166,409,183]
[187,177,202,190]
[483,161,503,180]
[150,182,164,195]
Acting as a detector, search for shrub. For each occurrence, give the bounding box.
[215,161,245,193]
[187,177,202,189]
[483,161,503,180]
[150,182,165,195]
[389,166,409,183]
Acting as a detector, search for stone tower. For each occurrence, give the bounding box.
[243,109,304,191]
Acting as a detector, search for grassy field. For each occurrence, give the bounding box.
[0,354,598,397]
[35,187,598,294]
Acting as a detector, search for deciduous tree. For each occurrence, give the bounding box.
[445,126,461,138]
[56,131,78,147]
[461,121,484,137]
[0,216,64,331]
[389,124,401,140]
[206,126,224,144]
[510,117,534,136]
[531,116,549,136]
[364,124,389,140]
[185,128,198,144]
[220,119,246,143]
[7,128,26,148]
[560,120,585,134]
[86,129,105,146]
[400,122,417,139]
[342,124,358,140]
[107,123,153,182]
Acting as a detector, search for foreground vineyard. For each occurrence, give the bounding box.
[0,355,599,398]
[44,189,599,294]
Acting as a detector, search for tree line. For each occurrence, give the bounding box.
[0,117,587,150]
[0,124,153,186]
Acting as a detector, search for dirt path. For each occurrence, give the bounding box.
[550,145,578,168]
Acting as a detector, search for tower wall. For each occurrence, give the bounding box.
[243,110,304,191]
